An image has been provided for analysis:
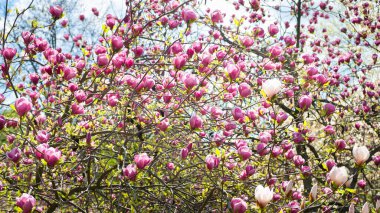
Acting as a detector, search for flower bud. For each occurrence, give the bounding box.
[298,95,312,110]
[49,5,63,19]
[190,114,203,130]
[231,198,247,213]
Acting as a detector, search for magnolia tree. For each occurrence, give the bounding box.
[0,0,379,212]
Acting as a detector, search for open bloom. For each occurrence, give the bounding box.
[329,166,349,186]
[15,97,32,117]
[352,145,370,165]
[262,79,282,98]
[231,198,248,213]
[36,130,50,143]
[123,164,138,181]
[44,147,61,167]
[7,147,22,163]
[16,193,36,213]
[134,153,152,169]
[255,185,273,208]
[205,155,220,171]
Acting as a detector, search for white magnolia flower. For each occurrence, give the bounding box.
[262,78,282,98]
[329,166,349,186]
[284,180,294,195]
[310,183,317,201]
[255,185,273,208]
[353,145,370,165]
[361,202,369,213]
[348,203,355,213]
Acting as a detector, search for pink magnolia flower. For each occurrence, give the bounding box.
[250,0,260,11]
[123,164,138,181]
[298,95,312,110]
[49,5,63,19]
[323,103,335,116]
[44,147,61,167]
[71,103,85,115]
[0,115,5,130]
[268,45,282,58]
[60,19,68,27]
[157,118,170,131]
[171,42,183,54]
[181,8,197,22]
[238,146,252,161]
[22,31,35,44]
[231,198,248,213]
[268,24,279,36]
[134,153,152,169]
[211,10,223,23]
[259,132,272,143]
[190,114,203,130]
[238,83,252,98]
[74,90,87,102]
[63,66,77,81]
[240,36,254,48]
[15,97,32,117]
[173,55,187,69]
[7,147,22,163]
[2,48,17,60]
[97,54,109,67]
[16,193,36,213]
[34,143,49,160]
[36,130,50,143]
[205,155,220,171]
[181,148,189,159]
[111,36,123,50]
[167,162,175,170]
[232,107,244,120]
[183,74,199,90]
[226,64,240,80]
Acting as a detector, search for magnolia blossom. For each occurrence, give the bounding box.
[361,202,369,213]
[230,198,248,213]
[16,193,36,213]
[15,97,33,117]
[329,166,349,186]
[262,79,282,98]
[255,185,273,208]
[310,184,317,201]
[352,145,370,165]
[348,203,355,213]
[134,153,152,169]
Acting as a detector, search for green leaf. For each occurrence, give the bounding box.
[31,20,38,28]
[215,148,220,157]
